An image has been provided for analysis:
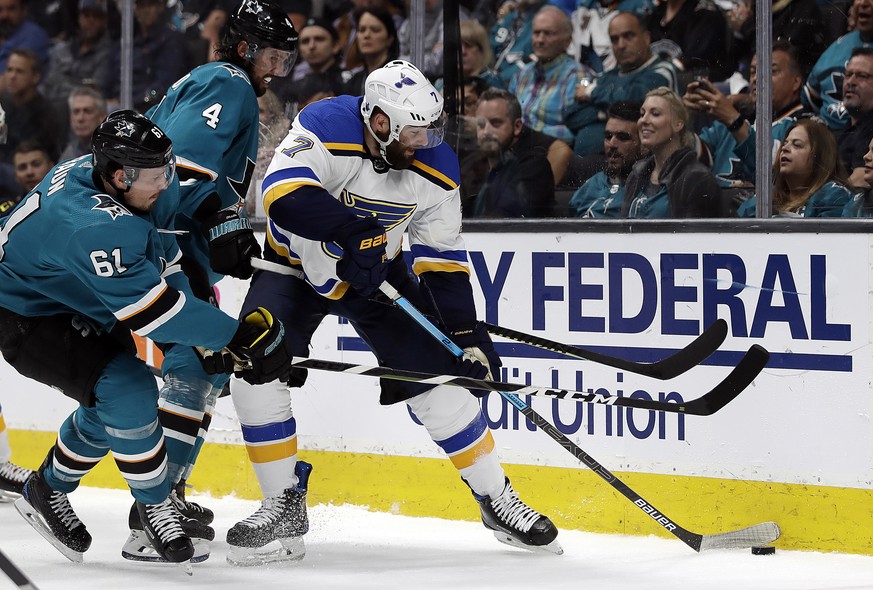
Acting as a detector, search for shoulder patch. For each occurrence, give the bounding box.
[91,194,132,220]
[218,63,249,81]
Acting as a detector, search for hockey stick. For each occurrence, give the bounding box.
[247,258,768,415]
[484,320,728,380]
[0,548,39,590]
[289,351,767,416]
[377,281,779,552]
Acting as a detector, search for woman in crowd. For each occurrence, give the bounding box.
[622,87,724,218]
[459,20,504,90]
[341,7,399,95]
[739,118,854,217]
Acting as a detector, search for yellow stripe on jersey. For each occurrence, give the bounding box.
[411,159,458,191]
[245,437,297,464]
[324,142,367,154]
[413,260,471,275]
[447,431,495,470]
[263,179,322,214]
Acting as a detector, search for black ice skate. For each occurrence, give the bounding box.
[122,500,212,563]
[14,470,92,562]
[0,460,32,502]
[475,477,562,555]
[134,498,195,570]
[226,460,312,566]
[170,479,214,525]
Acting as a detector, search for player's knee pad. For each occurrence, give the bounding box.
[0,309,134,407]
[406,385,482,441]
[229,375,293,426]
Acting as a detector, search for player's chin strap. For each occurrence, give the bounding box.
[364,116,401,170]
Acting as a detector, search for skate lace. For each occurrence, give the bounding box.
[490,484,541,534]
[145,499,185,542]
[238,495,287,528]
[0,461,32,484]
[48,491,83,531]
[170,488,206,515]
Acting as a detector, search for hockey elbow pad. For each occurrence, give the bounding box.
[202,209,262,280]
[227,307,293,385]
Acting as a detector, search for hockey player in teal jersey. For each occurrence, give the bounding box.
[0,110,293,567]
[140,0,298,560]
[223,60,560,566]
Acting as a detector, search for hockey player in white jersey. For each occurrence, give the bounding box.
[225,60,561,566]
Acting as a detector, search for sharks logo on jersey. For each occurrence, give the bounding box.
[91,194,132,220]
[227,157,256,212]
[218,63,249,81]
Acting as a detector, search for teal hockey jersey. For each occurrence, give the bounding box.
[0,156,238,350]
[148,61,262,286]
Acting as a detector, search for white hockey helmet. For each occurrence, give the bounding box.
[360,60,446,160]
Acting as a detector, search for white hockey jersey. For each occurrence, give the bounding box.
[261,95,470,300]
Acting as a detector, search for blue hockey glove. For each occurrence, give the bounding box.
[202,208,262,280]
[335,217,389,297]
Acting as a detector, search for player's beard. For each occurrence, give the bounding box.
[384,140,417,169]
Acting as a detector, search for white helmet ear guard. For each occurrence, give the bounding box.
[360,60,445,160]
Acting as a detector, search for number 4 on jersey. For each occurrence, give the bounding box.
[202,103,223,129]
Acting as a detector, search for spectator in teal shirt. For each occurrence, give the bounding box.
[568,100,642,217]
[739,118,855,217]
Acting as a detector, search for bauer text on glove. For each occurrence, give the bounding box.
[335,217,389,297]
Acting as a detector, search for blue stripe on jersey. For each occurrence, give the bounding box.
[240,417,297,443]
[410,244,468,262]
[434,414,488,455]
[264,166,321,190]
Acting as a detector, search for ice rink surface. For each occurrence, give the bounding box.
[2,487,872,590]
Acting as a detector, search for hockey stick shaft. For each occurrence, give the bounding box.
[377,281,779,552]
[484,320,728,380]
[0,548,39,589]
[288,352,764,416]
[250,258,768,415]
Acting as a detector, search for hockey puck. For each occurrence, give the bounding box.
[751,546,776,555]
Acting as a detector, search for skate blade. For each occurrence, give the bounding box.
[492,531,564,555]
[121,530,210,564]
[14,497,85,563]
[0,489,20,503]
[226,537,306,567]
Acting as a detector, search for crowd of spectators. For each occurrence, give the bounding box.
[2,0,873,219]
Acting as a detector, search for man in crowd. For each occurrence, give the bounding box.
[572,11,677,155]
[569,100,642,217]
[12,139,53,196]
[835,47,873,187]
[60,86,107,161]
[472,87,558,217]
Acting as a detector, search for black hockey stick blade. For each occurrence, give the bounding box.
[677,344,770,416]
[484,319,729,380]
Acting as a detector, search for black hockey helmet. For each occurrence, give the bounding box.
[227,0,299,54]
[91,110,175,186]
